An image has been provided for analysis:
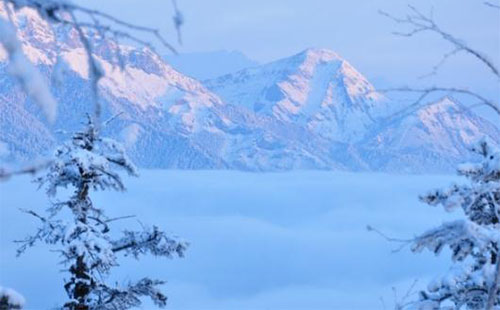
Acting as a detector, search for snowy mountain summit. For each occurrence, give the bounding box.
[206,48,387,142]
[0,7,498,172]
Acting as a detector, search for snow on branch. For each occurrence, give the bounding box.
[14,208,67,256]
[36,116,138,197]
[0,0,183,180]
[420,139,500,225]
[0,287,25,309]
[412,220,498,261]
[402,139,500,309]
[2,0,180,53]
[112,225,188,259]
[0,16,57,123]
[1,0,182,126]
[94,278,167,310]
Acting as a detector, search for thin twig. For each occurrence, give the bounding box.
[0,160,53,181]
[378,87,500,118]
[380,5,499,79]
[366,225,412,253]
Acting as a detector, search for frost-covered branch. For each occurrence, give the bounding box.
[397,139,500,309]
[15,208,66,256]
[2,0,181,124]
[380,5,499,79]
[0,0,183,179]
[2,0,180,53]
[0,16,57,123]
[92,278,167,310]
[412,220,498,260]
[112,225,187,259]
[0,160,52,181]
[0,287,25,309]
[380,5,500,120]
[366,225,412,253]
[378,86,500,118]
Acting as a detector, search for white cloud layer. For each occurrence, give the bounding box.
[0,170,461,309]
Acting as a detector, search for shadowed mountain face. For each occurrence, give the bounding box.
[205,48,389,143]
[1,7,498,172]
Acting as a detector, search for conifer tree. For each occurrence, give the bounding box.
[16,116,188,310]
[409,139,500,309]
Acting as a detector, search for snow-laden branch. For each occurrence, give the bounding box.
[92,278,167,310]
[0,16,57,123]
[1,0,181,125]
[375,139,500,309]
[0,0,183,180]
[0,287,25,309]
[397,139,500,309]
[412,220,499,260]
[2,0,179,53]
[36,117,138,197]
[112,225,188,259]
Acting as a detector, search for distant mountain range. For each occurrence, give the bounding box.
[1,7,498,172]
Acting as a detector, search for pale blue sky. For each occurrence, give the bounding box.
[79,0,499,103]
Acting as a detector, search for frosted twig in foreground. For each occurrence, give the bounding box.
[380,5,499,79]
[0,0,182,178]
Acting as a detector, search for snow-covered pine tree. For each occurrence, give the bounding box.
[16,116,188,310]
[408,138,500,310]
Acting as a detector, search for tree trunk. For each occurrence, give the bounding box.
[487,252,500,310]
[63,255,91,310]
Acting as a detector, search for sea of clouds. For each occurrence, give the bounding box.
[0,170,463,309]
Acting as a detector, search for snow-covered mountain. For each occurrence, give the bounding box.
[358,97,500,172]
[205,49,499,172]
[206,48,389,143]
[1,7,498,172]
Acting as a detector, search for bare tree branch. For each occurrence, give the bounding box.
[0,0,183,179]
[366,225,412,253]
[484,1,500,9]
[378,87,500,117]
[380,5,499,79]
[0,160,52,181]
[172,0,184,45]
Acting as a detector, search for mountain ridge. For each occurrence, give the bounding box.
[1,7,498,173]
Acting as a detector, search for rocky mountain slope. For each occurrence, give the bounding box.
[1,7,498,172]
[206,48,390,143]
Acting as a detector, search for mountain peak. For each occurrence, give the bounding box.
[297,48,343,63]
[286,48,348,73]
[3,7,498,173]
[205,48,387,142]
[419,96,466,116]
